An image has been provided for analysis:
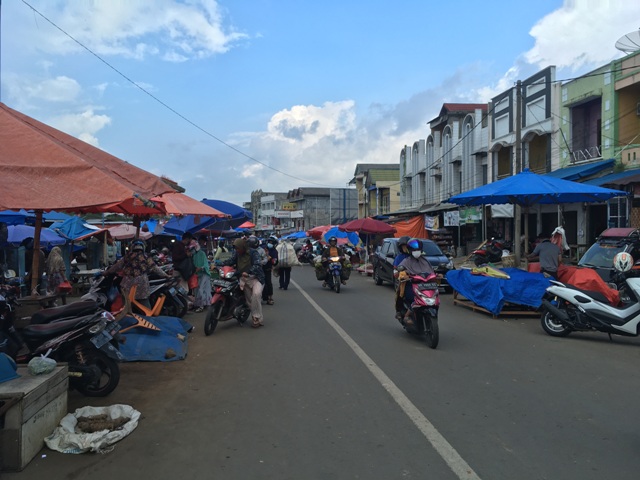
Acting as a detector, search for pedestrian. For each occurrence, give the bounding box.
[191,238,211,313]
[105,239,170,309]
[172,232,194,291]
[221,237,265,328]
[527,231,562,279]
[275,239,298,290]
[261,236,279,305]
[46,246,68,294]
[213,237,229,262]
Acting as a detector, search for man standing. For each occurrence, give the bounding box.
[527,231,562,279]
[172,232,194,290]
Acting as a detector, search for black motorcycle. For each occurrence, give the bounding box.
[0,285,123,397]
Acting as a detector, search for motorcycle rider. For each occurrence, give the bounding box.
[396,238,435,325]
[105,239,170,309]
[221,237,265,328]
[321,236,346,288]
[393,236,411,320]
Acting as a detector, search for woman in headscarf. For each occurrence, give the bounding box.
[106,239,169,308]
[191,239,211,313]
[46,246,67,293]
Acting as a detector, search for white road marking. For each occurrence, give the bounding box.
[293,280,482,480]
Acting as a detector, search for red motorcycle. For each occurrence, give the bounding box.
[204,265,250,335]
[470,238,510,266]
[397,269,440,349]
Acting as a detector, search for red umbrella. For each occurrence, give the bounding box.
[237,221,256,229]
[338,217,396,235]
[307,225,335,240]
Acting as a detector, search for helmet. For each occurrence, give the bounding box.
[269,235,278,246]
[398,236,410,249]
[150,249,158,256]
[161,247,170,255]
[247,235,260,249]
[328,236,337,244]
[613,252,633,272]
[407,238,422,251]
[131,239,145,251]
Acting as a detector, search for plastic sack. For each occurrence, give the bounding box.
[45,404,141,454]
[28,354,57,375]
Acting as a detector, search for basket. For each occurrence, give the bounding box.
[341,266,352,280]
[501,254,516,267]
[315,267,326,281]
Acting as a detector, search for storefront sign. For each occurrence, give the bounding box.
[459,206,481,225]
[443,211,459,227]
[281,203,296,210]
[424,215,440,231]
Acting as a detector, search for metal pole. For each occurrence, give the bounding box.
[514,80,523,265]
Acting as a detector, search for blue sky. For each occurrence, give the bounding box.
[2,0,639,206]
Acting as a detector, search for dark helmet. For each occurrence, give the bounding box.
[398,236,410,248]
[131,239,146,251]
[328,236,337,244]
[269,235,278,246]
[407,238,422,251]
[247,235,260,249]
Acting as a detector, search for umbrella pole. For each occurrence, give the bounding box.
[30,210,43,295]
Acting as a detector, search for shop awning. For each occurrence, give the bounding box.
[584,168,640,187]
[420,202,458,213]
[545,159,614,181]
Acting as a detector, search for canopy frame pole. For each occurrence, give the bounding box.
[30,210,43,295]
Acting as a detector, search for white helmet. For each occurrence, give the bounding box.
[613,251,633,272]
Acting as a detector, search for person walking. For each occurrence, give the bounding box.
[190,239,211,313]
[261,236,279,305]
[46,246,68,294]
[276,239,297,290]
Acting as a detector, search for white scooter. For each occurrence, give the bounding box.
[540,252,640,340]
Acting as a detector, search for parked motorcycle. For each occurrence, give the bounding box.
[470,238,510,266]
[297,249,314,264]
[0,285,123,396]
[204,265,251,335]
[396,268,440,349]
[147,275,189,318]
[323,256,344,293]
[540,252,640,340]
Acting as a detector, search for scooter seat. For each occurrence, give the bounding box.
[21,313,99,339]
[30,301,99,325]
[564,284,613,305]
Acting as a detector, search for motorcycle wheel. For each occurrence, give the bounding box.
[70,348,120,397]
[424,316,439,349]
[373,267,383,285]
[162,294,188,318]
[205,302,223,336]
[541,309,572,337]
[334,273,341,293]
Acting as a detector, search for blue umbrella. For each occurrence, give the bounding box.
[284,231,308,239]
[50,216,101,240]
[0,209,34,226]
[322,227,361,247]
[163,199,252,235]
[447,169,626,207]
[5,224,66,246]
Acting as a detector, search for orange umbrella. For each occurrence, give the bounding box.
[237,221,256,229]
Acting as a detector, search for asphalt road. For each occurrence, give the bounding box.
[6,266,640,480]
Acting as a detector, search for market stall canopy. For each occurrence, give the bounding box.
[307,225,335,240]
[447,169,626,207]
[0,102,175,211]
[338,217,396,235]
[237,221,256,229]
[0,209,34,226]
[93,191,229,218]
[49,216,106,241]
[322,227,361,247]
[4,225,66,247]
[108,224,153,241]
[163,199,251,235]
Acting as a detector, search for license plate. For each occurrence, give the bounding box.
[90,330,113,349]
[417,282,439,289]
[169,287,176,295]
[177,286,188,296]
[213,280,233,288]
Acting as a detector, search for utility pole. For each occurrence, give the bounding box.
[514,80,523,265]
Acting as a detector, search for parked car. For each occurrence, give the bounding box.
[371,237,455,292]
[578,227,640,284]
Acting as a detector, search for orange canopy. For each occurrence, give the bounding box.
[0,102,174,211]
[390,215,427,239]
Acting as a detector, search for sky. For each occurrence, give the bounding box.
[1,0,640,207]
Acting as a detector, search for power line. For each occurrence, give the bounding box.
[19,0,344,190]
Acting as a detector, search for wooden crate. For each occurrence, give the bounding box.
[0,366,68,471]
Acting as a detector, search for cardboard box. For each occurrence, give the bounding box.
[0,366,68,471]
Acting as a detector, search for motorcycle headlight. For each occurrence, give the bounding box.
[424,297,438,306]
[224,271,235,279]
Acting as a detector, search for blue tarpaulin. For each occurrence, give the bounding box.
[163,199,252,235]
[50,216,102,241]
[118,316,193,362]
[446,268,550,315]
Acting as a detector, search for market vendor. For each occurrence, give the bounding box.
[527,231,562,279]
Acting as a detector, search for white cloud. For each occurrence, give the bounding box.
[49,108,112,147]
[525,0,640,71]
[3,74,81,104]
[25,0,247,61]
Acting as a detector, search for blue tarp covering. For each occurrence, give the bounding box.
[118,316,193,362]
[446,268,551,316]
[544,159,614,181]
[50,216,100,240]
[163,199,252,235]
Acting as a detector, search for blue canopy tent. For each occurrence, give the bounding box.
[284,231,308,239]
[322,227,362,247]
[50,216,104,241]
[5,225,66,247]
[0,209,34,226]
[447,169,627,262]
[163,199,252,235]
